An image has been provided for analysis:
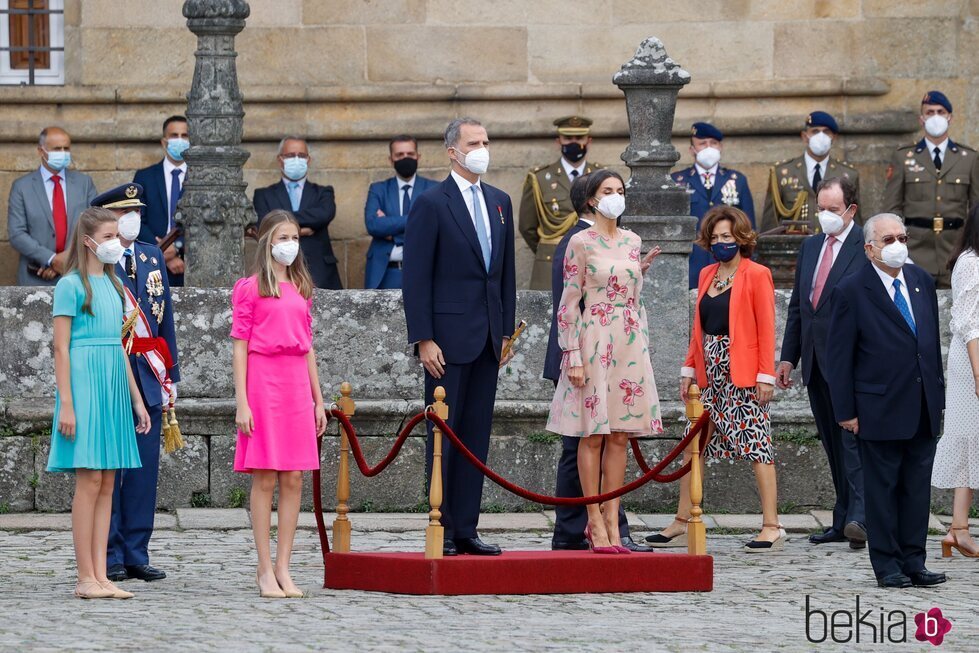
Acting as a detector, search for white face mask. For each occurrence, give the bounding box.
[271,241,300,266]
[878,241,908,268]
[807,131,833,157]
[595,193,626,219]
[924,115,949,138]
[87,236,125,265]
[817,206,850,236]
[695,146,721,170]
[454,146,490,175]
[117,211,142,242]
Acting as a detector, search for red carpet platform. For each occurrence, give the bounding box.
[324,550,713,595]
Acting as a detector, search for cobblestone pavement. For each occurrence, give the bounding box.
[1,517,977,652]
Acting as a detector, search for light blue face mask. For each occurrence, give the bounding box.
[45,150,71,172]
[166,138,190,161]
[282,156,308,181]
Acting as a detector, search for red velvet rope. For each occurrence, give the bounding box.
[630,425,711,483]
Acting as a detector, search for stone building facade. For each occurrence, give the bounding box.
[1,0,977,287]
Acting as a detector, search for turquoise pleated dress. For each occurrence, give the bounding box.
[47,272,141,473]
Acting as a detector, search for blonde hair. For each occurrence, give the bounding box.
[65,207,125,315]
[254,209,314,299]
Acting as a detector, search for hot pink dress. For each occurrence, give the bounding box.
[231,276,319,472]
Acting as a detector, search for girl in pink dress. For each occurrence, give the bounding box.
[232,209,328,598]
[546,170,662,553]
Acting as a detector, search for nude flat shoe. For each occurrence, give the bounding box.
[74,580,114,599]
[99,580,134,599]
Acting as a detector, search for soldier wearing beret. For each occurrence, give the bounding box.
[519,116,604,290]
[761,111,861,234]
[93,183,181,584]
[882,91,979,288]
[672,122,755,288]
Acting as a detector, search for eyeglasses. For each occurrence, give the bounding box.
[280,153,310,160]
[875,234,909,245]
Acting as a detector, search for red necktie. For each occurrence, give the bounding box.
[811,236,837,307]
[51,174,68,253]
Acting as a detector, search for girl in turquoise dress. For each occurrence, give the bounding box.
[48,207,151,600]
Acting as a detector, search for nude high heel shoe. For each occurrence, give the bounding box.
[942,526,979,558]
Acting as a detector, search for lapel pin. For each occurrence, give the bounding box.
[138,252,148,262]
[151,257,158,265]
[497,205,504,224]
[915,287,920,292]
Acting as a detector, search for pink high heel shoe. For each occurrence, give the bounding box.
[612,544,632,554]
[585,524,618,554]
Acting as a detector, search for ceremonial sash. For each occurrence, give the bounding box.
[122,286,173,405]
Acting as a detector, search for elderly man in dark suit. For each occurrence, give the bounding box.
[403,117,516,556]
[7,126,97,286]
[777,176,866,549]
[253,136,342,289]
[826,213,946,588]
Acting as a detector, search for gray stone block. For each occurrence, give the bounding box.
[0,435,37,512]
[34,439,74,512]
[157,435,209,510]
[177,508,250,530]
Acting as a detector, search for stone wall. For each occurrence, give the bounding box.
[0,286,956,514]
[2,1,979,287]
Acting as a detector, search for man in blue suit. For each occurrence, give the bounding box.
[363,135,437,289]
[671,122,755,288]
[133,115,189,287]
[826,213,946,588]
[403,117,516,556]
[94,184,180,583]
[777,177,866,549]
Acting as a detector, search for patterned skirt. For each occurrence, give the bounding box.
[685,335,773,465]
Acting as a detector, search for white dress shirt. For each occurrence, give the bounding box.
[389,175,416,263]
[809,219,856,301]
[872,263,915,324]
[560,158,587,181]
[451,169,492,251]
[695,162,719,188]
[164,158,188,229]
[926,138,949,166]
[804,152,827,189]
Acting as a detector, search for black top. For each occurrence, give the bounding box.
[700,289,731,336]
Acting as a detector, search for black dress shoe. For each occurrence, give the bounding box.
[551,539,589,551]
[621,536,655,553]
[877,573,912,588]
[442,540,458,556]
[125,564,167,582]
[106,565,128,582]
[809,528,846,544]
[454,537,502,556]
[844,521,867,549]
[908,569,947,587]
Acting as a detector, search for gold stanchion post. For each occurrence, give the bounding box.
[686,384,707,556]
[332,382,356,553]
[425,387,448,560]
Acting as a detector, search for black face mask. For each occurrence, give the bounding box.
[393,157,418,179]
[561,142,587,163]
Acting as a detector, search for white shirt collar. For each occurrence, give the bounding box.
[163,157,187,175]
[925,138,949,156]
[451,169,480,193]
[804,151,828,175]
[694,163,719,177]
[282,176,306,190]
[560,158,586,180]
[39,164,58,182]
[580,217,595,227]
[825,218,856,243]
[396,174,416,189]
[872,261,908,292]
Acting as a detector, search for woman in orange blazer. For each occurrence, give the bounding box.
[646,206,783,552]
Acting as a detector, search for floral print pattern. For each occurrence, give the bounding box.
[546,229,663,438]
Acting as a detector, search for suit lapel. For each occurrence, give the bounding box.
[553,159,572,195]
[803,234,824,309]
[708,168,726,204]
[443,178,483,264]
[485,185,504,269]
[862,264,915,337]
[905,266,930,337]
[30,171,53,229]
[937,141,961,181]
[274,180,292,211]
[155,162,169,218]
[298,180,314,210]
[688,166,707,198]
[387,177,401,215]
[815,226,863,311]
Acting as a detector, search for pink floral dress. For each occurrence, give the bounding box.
[546,228,663,438]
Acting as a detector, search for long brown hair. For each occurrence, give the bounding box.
[65,207,125,315]
[254,209,314,299]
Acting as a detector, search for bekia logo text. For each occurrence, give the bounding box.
[805,596,952,645]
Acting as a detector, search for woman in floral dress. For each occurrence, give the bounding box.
[546,170,662,553]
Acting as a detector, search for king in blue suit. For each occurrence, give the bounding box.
[826,213,946,588]
[672,122,755,288]
[403,118,516,556]
[364,135,437,289]
[94,184,181,583]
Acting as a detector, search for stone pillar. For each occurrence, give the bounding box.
[179,0,253,287]
[614,38,695,399]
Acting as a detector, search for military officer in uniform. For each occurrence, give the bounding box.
[93,184,181,584]
[761,111,861,234]
[882,91,979,288]
[672,122,755,288]
[519,116,603,290]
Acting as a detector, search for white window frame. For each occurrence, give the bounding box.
[0,0,64,85]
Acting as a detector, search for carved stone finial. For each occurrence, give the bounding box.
[613,37,691,86]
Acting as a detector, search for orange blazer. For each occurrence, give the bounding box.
[682,257,777,389]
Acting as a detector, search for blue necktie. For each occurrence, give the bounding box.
[402,184,411,216]
[470,185,491,271]
[892,278,916,335]
[288,182,301,212]
[169,169,182,230]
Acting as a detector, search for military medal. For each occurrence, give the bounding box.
[151,257,158,265]
[139,252,147,262]
[146,270,165,298]
[544,172,551,180]
[550,182,558,190]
